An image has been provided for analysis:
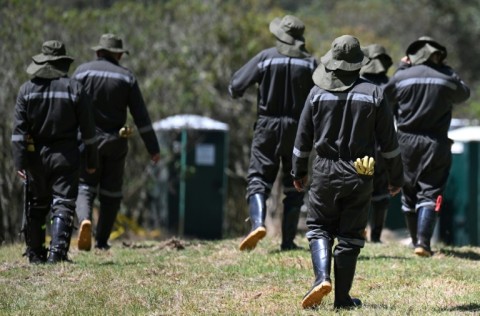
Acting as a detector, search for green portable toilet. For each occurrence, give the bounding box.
[441,126,480,246]
[152,115,229,239]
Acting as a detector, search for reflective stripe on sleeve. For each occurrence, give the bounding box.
[293,147,310,158]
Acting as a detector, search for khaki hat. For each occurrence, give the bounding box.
[269,15,305,44]
[91,33,129,54]
[360,44,393,75]
[26,40,74,77]
[406,36,446,65]
[313,35,369,91]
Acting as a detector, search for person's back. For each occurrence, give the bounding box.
[387,61,469,137]
[74,58,136,134]
[230,46,316,119]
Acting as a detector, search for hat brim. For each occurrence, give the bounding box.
[406,39,446,57]
[269,17,295,45]
[26,61,68,77]
[276,40,310,58]
[313,64,359,92]
[360,57,391,75]
[91,45,130,54]
[321,49,370,71]
[32,53,74,63]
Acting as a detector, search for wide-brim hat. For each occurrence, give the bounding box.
[360,44,393,74]
[269,15,306,45]
[406,36,446,65]
[313,63,360,92]
[26,40,73,77]
[321,35,369,71]
[91,33,130,54]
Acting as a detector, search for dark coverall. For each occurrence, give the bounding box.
[229,47,317,248]
[361,73,391,242]
[12,76,97,261]
[73,56,160,247]
[292,80,403,284]
[384,61,470,247]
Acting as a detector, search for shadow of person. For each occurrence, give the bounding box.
[438,248,480,261]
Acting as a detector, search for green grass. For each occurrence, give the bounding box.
[1,236,479,315]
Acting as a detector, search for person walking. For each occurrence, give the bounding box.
[228,15,317,251]
[73,33,160,251]
[292,35,403,309]
[12,40,97,264]
[384,36,470,257]
[360,44,394,243]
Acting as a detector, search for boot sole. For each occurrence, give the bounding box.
[78,220,92,251]
[414,247,432,257]
[239,227,266,251]
[301,281,332,309]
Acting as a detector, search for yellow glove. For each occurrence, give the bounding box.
[354,156,375,175]
[119,125,134,138]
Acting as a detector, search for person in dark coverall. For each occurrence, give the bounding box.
[292,35,403,309]
[360,44,394,243]
[12,40,97,264]
[73,33,160,251]
[384,36,470,257]
[228,15,317,251]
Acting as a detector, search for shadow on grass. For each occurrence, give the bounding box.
[438,249,480,261]
[440,303,480,312]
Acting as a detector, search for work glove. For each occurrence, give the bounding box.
[119,125,133,138]
[354,156,375,176]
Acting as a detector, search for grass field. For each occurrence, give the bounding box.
[1,235,479,315]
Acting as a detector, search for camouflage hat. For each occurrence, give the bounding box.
[91,33,130,54]
[269,15,306,45]
[320,35,369,71]
[406,36,446,65]
[360,44,393,75]
[26,40,73,77]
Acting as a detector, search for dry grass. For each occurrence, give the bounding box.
[0,235,479,315]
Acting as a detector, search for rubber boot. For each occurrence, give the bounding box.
[281,205,301,251]
[333,254,362,309]
[404,211,418,248]
[369,203,388,243]
[239,193,267,251]
[95,196,121,250]
[301,239,332,309]
[415,207,436,257]
[48,211,74,263]
[23,207,49,264]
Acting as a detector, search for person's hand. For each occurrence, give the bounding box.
[151,153,160,164]
[293,175,308,192]
[388,185,401,196]
[400,56,411,64]
[86,168,96,174]
[17,170,26,180]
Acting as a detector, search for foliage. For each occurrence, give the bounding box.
[1,237,480,314]
[1,0,480,242]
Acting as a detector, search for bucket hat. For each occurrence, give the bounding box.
[26,40,74,77]
[313,35,369,91]
[406,36,446,65]
[269,15,305,45]
[360,44,393,75]
[91,33,129,54]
